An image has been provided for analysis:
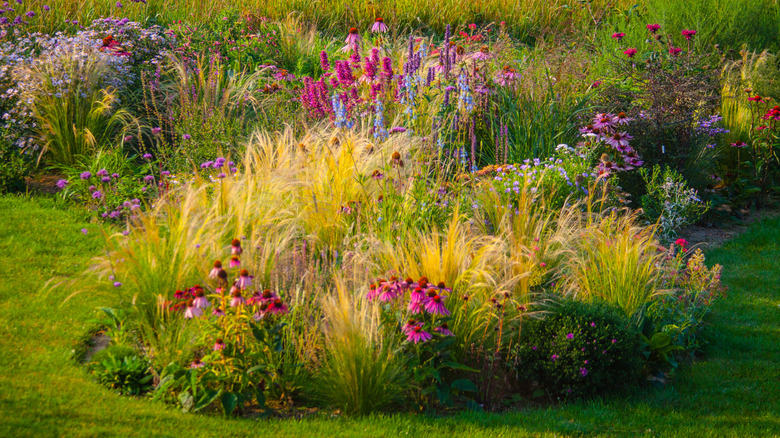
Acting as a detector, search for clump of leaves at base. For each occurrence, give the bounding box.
[89,346,153,395]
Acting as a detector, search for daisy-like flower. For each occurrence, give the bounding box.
[424,294,450,316]
[434,281,453,294]
[402,319,418,335]
[341,27,361,53]
[230,290,245,307]
[212,307,225,317]
[231,238,243,255]
[174,289,187,299]
[592,113,616,130]
[236,269,253,289]
[407,324,432,344]
[378,284,398,302]
[371,17,388,33]
[366,283,379,300]
[731,141,747,148]
[229,255,240,268]
[408,300,423,314]
[193,288,210,309]
[615,111,633,125]
[209,260,223,279]
[434,323,454,336]
[213,338,225,351]
[267,298,289,315]
[409,287,425,303]
[190,358,205,369]
[496,65,520,86]
[259,289,278,304]
[623,48,638,58]
[606,132,633,150]
[471,46,492,61]
[184,299,203,319]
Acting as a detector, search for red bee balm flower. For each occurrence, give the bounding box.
[681,29,696,40]
[623,48,638,58]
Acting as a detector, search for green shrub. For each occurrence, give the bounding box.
[89,345,137,365]
[513,299,643,400]
[0,136,32,193]
[89,349,153,395]
[639,165,709,243]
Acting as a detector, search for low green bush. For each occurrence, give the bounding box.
[513,299,643,400]
[89,348,153,395]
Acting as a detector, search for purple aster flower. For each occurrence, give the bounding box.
[113,281,122,287]
[151,127,161,135]
[580,367,588,377]
[182,133,191,140]
[92,191,103,199]
[566,333,574,339]
[81,228,88,234]
[142,153,152,159]
[56,179,68,189]
[101,176,111,183]
[43,5,50,11]
[80,171,92,180]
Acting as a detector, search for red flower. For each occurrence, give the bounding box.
[623,48,638,58]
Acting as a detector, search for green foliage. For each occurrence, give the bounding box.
[89,345,137,365]
[639,165,709,243]
[514,299,644,400]
[89,351,153,395]
[0,135,32,194]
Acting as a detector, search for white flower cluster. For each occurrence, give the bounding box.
[657,177,704,242]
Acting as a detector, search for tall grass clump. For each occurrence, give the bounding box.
[567,208,667,322]
[315,281,408,416]
[721,49,780,137]
[15,46,136,166]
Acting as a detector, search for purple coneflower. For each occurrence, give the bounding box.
[402,319,418,335]
[193,288,209,308]
[213,338,225,351]
[407,324,432,344]
[212,307,225,317]
[231,238,243,255]
[236,269,253,289]
[366,283,379,300]
[606,132,633,149]
[209,260,223,279]
[190,358,205,368]
[378,284,397,302]
[434,323,454,337]
[593,113,616,130]
[184,299,203,319]
[230,290,245,307]
[371,17,388,34]
[472,46,491,61]
[341,27,361,53]
[731,141,747,148]
[424,294,450,316]
[615,111,633,125]
[267,298,289,315]
[229,255,240,268]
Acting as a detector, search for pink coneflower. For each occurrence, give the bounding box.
[371,17,388,33]
[607,132,633,150]
[731,141,747,148]
[193,288,210,309]
[681,29,696,40]
[401,277,416,291]
[236,269,253,289]
[212,307,225,317]
[209,260,223,279]
[366,283,379,300]
[230,290,245,307]
[213,338,225,351]
[623,48,638,58]
[612,32,626,41]
[190,358,205,368]
[259,289,278,304]
[231,238,243,255]
[471,45,492,61]
[378,284,397,302]
[229,255,240,268]
[174,289,187,299]
[434,281,453,294]
[615,111,633,125]
[646,23,661,34]
[434,323,454,337]
[267,298,289,315]
[593,113,616,130]
[424,294,450,316]
[747,95,763,102]
[341,27,361,53]
[496,65,520,86]
[184,299,203,319]
[407,324,432,344]
[402,319,418,335]
[408,299,423,314]
[668,47,682,56]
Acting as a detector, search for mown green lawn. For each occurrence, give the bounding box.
[0,195,777,437]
